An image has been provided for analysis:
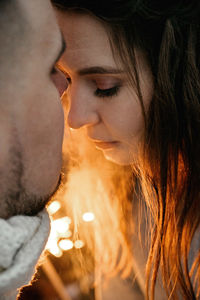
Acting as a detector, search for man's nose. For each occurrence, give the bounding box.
[52,68,68,97]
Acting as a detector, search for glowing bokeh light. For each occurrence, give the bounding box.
[46,217,73,256]
[62,230,72,238]
[52,217,70,234]
[47,242,62,257]
[74,240,85,249]
[47,201,61,215]
[82,212,95,222]
[64,216,72,225]
[59,239,74,251]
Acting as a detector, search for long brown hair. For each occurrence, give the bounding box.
[52,0,200,298]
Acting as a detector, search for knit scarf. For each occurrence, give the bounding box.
[0,209,50,300]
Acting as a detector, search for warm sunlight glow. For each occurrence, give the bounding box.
[82,212,95,222]
[59,239,74,251]
[74,240,85,249]
[53,127,132,276]
[47,201,61,214]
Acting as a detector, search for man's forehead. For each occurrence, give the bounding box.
[18,0,61,52]
[18,0,58,32]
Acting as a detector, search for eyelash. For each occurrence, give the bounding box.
[95,86,120,98]
[62,74,120,98]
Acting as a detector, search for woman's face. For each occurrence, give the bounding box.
[57,11,153,165]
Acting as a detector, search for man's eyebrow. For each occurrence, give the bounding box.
[78,66,123,76]
[54,33,66,65]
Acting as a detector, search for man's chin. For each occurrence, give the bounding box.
[3,174,64,219]
[34,173,64,216]
[47,173,63,203]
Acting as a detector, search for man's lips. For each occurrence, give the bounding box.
[93,141,119,150]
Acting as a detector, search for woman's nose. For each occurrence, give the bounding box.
[52,68,68,97]
[67,92,100,129]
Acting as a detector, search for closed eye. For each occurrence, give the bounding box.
[95,86,120,98]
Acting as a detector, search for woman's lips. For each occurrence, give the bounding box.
[94,141,119,150]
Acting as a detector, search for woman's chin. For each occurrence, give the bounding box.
[103,151,133,166]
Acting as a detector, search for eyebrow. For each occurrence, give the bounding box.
[56,64,124,78]
[54,33,66,65]
[78,66,123,76]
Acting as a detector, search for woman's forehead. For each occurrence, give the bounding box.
[57,12,110,48]
[57,12,117,70]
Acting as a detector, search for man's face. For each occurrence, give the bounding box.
[0,0,67,218]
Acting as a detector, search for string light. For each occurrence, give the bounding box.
[74,240,85,249]
[52,217,70,234]
[47,201,61,215]
[62,230,72,238]
[46,239,63,257]
[82,212,95,222]
[46,217,72,255]
[59,239,74,251]
[64,216,72,225]
[46,199,94,257]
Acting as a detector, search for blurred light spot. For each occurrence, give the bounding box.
[74,240,85,249]
[65,216,72,224]
[59,239,73,251]
[47,242,62,257]
[62,230,72,238]
[45,231,59,251]
[52,217,70,234]
[82,212,95,222]
[48,226,59,240]
[47,201,61,215]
